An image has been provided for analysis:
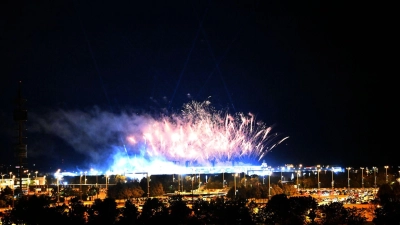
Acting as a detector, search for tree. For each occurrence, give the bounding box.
[139,197,167,224]
[373,182,400,225]
[169,195,192,224]
[150,182,164,197]
[377,183,395,205]
[320,202,366,225]
[69,200,89,224]
[205,177,222,189]
[131,186,145,199]
[120,188,133,200]
[373,200,400,225]
[11,194,51,225]
[282,183,297,196]
[117,200,139,225]
[88,186,99,198]
[114,175,127,183]
[89,198,118,225]
[263,194,292,225]
[262,194,318,225]
[270,183,283,196]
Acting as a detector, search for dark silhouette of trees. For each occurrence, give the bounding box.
[263,194,319,225]
[149,182,164,196]
[88,198,118,225]
[107,181,144,200]
[373,182,400,225]
[4,181,400,225]
[116,200,139,225]
[168,196,192,224]
[12,195,50,224]
[69,200,90,224]
[138,197,168,224]
[374,200,400,225]
[319,202,366,225]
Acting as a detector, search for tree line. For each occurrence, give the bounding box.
[1,180,400,224]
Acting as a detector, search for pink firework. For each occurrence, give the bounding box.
[126,101,288,166]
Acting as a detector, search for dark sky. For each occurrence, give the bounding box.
[0,0,396,171]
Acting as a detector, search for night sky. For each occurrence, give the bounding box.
[0,1,396,172]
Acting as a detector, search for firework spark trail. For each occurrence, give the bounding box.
[128,101,288,165]
[31,101,288,173]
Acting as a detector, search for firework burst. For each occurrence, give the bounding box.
[127,100,288,166]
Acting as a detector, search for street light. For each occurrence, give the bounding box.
[1,174,4,189]
[27,173,30,187]
[268,170,272,200]
[84,171,87,185]
[234,173,238,197]
[191,176,194,202]
[12,175,15,208]
[80,173,83,200]
[35,171,38,180]
[43,176,46,193]
[55,169,61,203]
[373,167,377,191]
[222,172,225,188]
[331,168,334,191]
[360,167,364,190]
[296,170,300,192]
[346,167,351,190]
[146,172,150,198]
[317,169,321,190]
[384,166,389,183]
[105,174,109,197]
